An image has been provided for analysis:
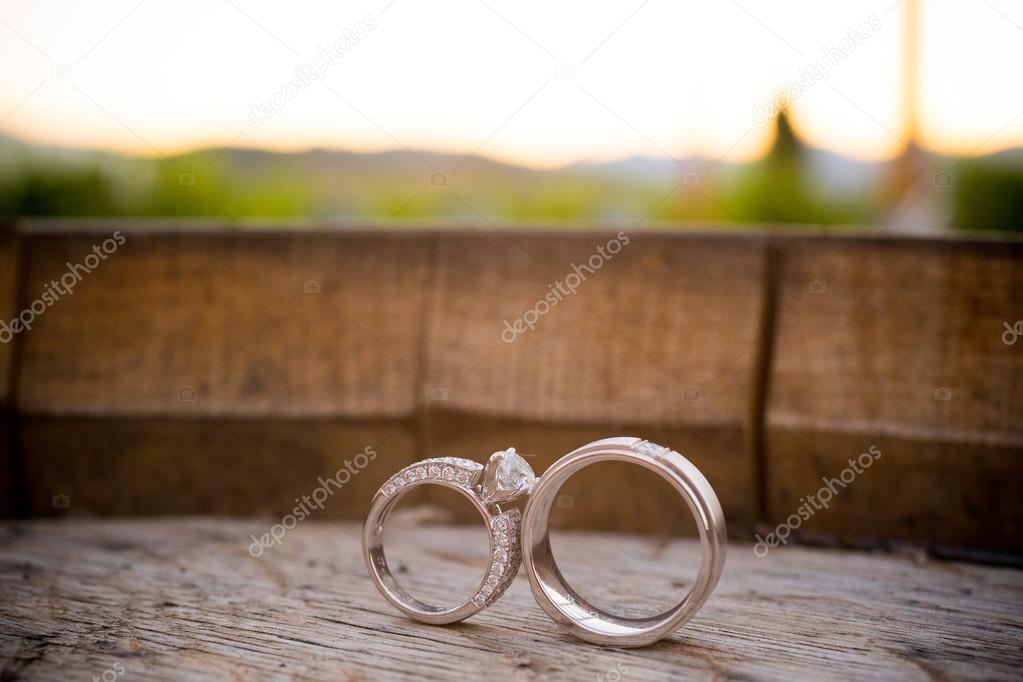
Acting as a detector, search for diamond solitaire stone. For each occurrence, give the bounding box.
[481,448,537,505]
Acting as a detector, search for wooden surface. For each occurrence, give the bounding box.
[1,519,1021,681]
[17,230,433,417]
[0,228,16,516]
[767,237,1023,552]
[12,225,766,534]
[17,417,417,517]
[3,222,1022,555]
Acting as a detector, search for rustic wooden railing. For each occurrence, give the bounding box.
[1,221,1020,556]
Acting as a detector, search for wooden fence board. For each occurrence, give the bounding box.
[425,232,764,426]
[0,229,16,515]
[19,417,417,518]
[16,228,433,418]
[766,237,1023,551]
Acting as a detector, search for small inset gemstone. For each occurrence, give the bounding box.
[493,517,508,531]
[442,466,455,480]
[635,440,669,457]
[416,467,427,479]
[481,584,494,596]
[494,548,508,563]
[456,470,470,484]
[428,465,440,478]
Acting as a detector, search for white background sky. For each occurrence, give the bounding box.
[1,0,1022,168]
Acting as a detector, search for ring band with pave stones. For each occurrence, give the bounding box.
[362,448,538,623]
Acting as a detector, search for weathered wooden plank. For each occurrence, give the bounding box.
[426,232,764,426]
[1,519,1020,680]
[18,418,418,518]
[424,232,764,531]
[0,227,17,516]
[16,227,434,418]
[766,236,1023,552]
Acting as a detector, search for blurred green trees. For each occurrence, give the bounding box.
[1,112,1020,232]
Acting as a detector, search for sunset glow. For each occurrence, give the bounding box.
[1,0,1022,167]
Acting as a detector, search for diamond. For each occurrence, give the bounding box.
[494,548,508,563]
[635,440,669,457]
[428,465,440,478]
[481,584,494,596]
[481,448,537,504]
[442,466,455,480]
[416,468,427,479]
[456,470,470,484]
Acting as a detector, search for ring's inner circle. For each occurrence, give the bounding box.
[381,483,491,609]
[547,460,700,619]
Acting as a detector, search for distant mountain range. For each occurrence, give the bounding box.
[1,131,1019,231]
[0,130,886,195]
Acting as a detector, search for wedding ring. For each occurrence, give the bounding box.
[520,437,726,647]
[363,448,537,623]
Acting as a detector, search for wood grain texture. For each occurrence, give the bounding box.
[766,237,1023,551]
[0,228,14,407]
[0,228,17,516]
[7,224,1023,554]
[19,417,417,518]
[425,232,764,426]
[1,519,1021,681]
[16,228,434,418]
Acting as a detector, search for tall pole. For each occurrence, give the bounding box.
[894,0,922,201]
[901,0,921,147]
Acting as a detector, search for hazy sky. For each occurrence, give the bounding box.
[1,0,1022,168]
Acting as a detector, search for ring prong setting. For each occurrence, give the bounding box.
[481,447,537,505]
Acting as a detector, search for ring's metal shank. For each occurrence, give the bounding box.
[520,437,727,647]
[362,457,521,624]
